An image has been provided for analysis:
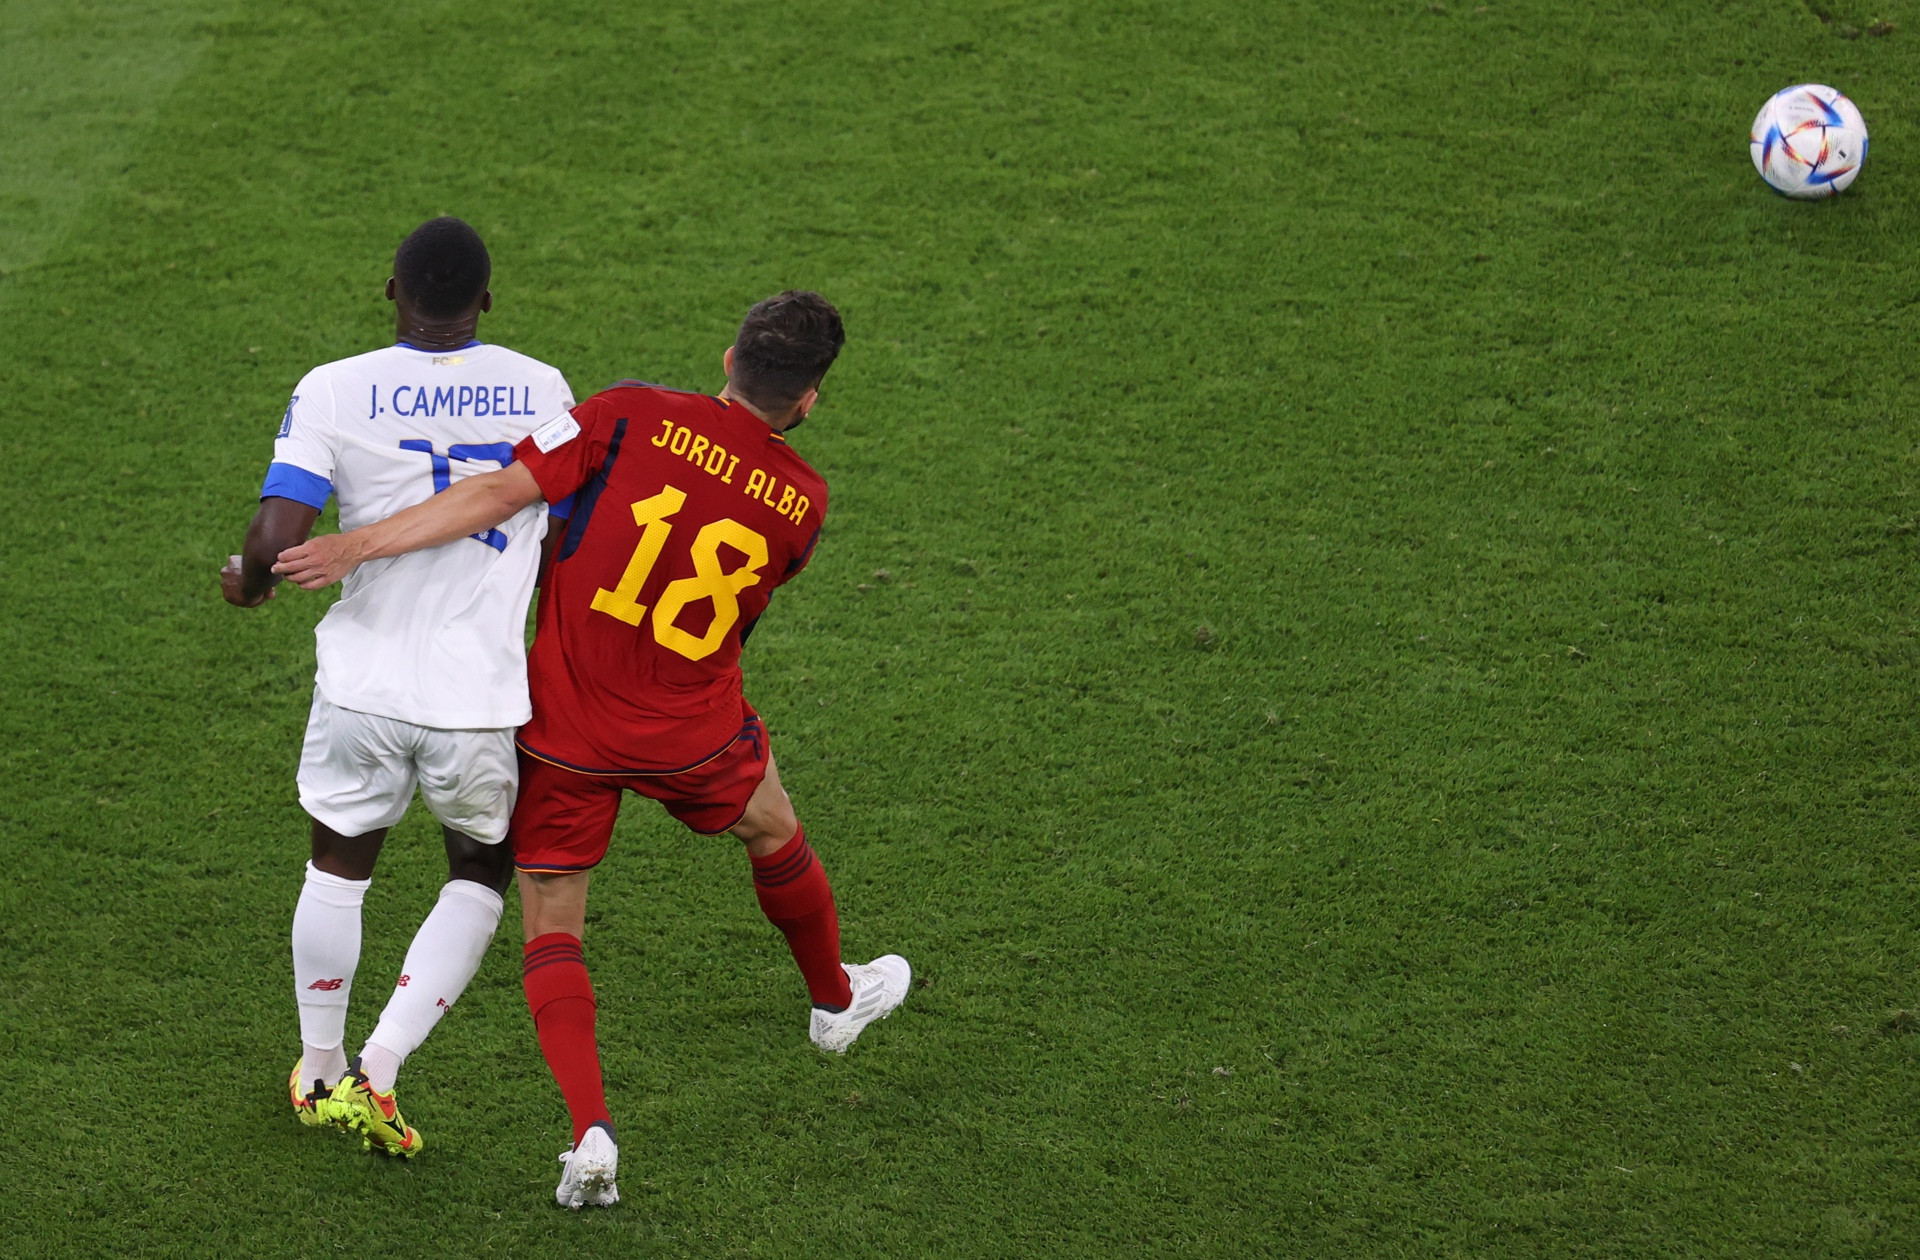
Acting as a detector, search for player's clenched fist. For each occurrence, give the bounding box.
[220,554,276,607]
[274,535,363,589]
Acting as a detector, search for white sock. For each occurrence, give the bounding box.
[292,861,370,1094]
[360,879,505,1093]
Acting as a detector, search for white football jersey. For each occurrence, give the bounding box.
[265,341,576,729]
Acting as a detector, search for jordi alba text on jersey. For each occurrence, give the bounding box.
[645,417,813,526]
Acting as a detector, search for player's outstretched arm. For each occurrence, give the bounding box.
[222,497,321,608]
[273,463,544,590]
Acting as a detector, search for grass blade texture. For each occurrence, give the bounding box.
[1,0,1916,1254]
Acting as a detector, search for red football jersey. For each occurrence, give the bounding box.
[511,384,827,773]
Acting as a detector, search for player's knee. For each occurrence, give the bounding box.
[734,795,797,851]
[444,827,513,892]
[518,869,588,941]
[769,796,798,841]
[310,818,385,880]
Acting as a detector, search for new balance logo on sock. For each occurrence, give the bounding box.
[307,978,345,991]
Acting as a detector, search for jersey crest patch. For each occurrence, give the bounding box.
[531,413,581,453]
[278,396,298,439]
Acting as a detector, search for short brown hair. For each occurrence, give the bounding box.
[730,290,845,414]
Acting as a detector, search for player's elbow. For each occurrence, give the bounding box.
[490,462,545,515]
[492,479,536,517]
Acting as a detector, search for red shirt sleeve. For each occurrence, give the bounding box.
[513,395,620,505]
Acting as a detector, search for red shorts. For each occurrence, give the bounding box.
[509,710,769,873]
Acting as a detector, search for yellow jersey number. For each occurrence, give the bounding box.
[587,485,771,661]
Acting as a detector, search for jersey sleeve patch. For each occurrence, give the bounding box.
[531,413,581,453]
[261,461,334,509]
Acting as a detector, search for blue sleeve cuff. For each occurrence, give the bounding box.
[550,492,576,521]
[261,462,333,509]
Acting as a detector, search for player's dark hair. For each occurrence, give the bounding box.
[393,217,491,318]
[730,290,845,414]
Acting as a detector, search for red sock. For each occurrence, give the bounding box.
[750,826,852,1009]
[521,933,610,1146]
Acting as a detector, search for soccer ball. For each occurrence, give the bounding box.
[1750,84,1867,199]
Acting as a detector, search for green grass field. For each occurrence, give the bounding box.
[4,0,1919,1253]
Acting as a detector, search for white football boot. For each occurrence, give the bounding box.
[809,955,912,1053]
[555,1122,619,1209]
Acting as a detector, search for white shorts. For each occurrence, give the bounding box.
[296,695,518,844]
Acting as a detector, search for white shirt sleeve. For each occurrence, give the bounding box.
[263,369,338,506]
[550,366,576,414]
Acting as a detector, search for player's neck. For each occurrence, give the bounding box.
[394,315,481,351]
[721,384,778,428]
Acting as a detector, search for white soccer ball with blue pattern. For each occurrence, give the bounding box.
[1750,84,1867,199]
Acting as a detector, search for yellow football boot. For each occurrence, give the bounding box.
[324,1058,423,1158]
[288,1059,336,1129]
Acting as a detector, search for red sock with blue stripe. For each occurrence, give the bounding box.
[750,826,853,1010]
[521,933,611,1146]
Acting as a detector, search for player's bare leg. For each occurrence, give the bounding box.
[312,817,387,879]
[518,866,617,1206]
[520,867,590,941]
[292,820,386,1104]
[730,754,800,857]
[730,755,910,1051]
